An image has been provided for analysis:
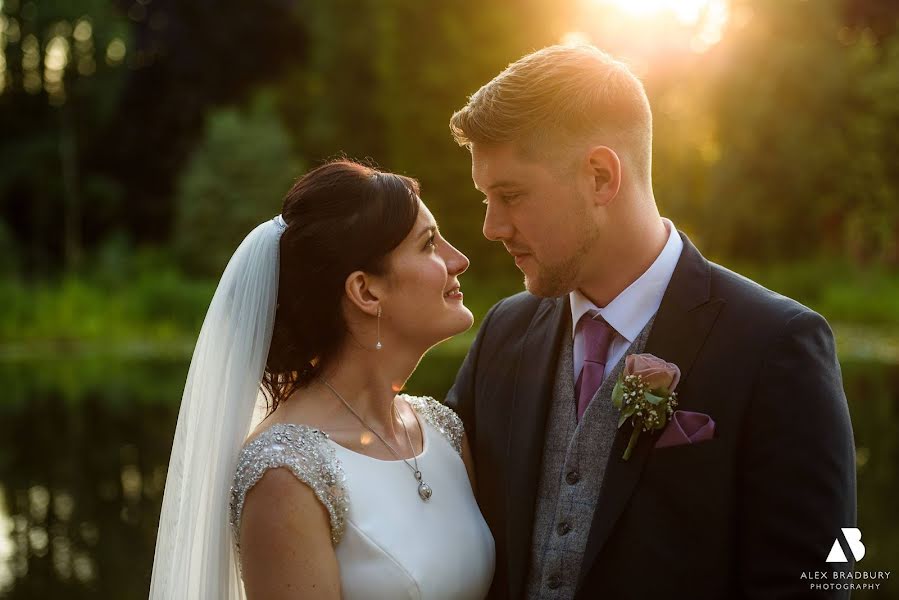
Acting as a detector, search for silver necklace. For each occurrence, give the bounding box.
[322,381,433,502]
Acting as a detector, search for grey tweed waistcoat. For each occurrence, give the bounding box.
[525,315,656,599]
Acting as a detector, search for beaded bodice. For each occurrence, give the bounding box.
[404,394,464,455]
[229,422,348,547]
[228,394,465,547]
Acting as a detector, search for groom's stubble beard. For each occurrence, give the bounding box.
[523,189,599,298]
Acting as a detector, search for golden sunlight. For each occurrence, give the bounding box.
[578,0,730,54]
[595,0,720,24]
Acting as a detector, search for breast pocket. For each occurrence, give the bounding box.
[641,437,731,523]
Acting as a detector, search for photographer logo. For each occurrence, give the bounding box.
[826,527,865,563]
[800,528,891,592]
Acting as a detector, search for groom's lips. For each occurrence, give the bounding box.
[503,244,531,269]
[509,251,531,267]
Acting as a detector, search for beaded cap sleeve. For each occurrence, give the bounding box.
[229,423,349,547]
[403,395,464,456]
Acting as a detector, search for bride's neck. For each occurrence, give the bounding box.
[315,338,423,430]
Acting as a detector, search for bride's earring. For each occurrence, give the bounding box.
[376,306,383,350]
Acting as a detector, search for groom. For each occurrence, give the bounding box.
[446,45,856,599]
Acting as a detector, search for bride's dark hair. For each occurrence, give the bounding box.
[262,159,420,416]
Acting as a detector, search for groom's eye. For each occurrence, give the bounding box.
[482,193,522,206]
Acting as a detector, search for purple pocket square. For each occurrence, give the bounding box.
[654,410,716,449]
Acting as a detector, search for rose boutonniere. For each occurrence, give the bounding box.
[611,354,681,460]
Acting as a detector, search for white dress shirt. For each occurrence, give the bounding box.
[570,218,683,384]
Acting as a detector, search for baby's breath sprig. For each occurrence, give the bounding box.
[611,372,679,460]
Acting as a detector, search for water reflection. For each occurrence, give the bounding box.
[0,356,895,598]
[0,358,183,598]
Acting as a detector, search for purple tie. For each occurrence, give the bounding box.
[575,312,615,421]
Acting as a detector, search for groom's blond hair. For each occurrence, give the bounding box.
[450,44,653,179]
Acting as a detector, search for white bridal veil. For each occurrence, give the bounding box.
[149,215,287,599]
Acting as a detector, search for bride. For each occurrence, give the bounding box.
[149,160,495,599]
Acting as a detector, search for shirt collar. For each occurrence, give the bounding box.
[570,218,683,343]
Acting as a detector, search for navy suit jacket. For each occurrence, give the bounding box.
[447,233,857,599]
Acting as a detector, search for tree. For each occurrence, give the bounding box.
[702,0,898,264]
[172,94,301,276]
[0,0,307,275]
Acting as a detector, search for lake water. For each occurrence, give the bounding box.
[0,354,896,598]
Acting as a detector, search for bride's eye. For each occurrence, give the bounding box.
[424,234,437,250]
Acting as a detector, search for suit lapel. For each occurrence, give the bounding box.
[506,295,569,599]
[577,234,725,589]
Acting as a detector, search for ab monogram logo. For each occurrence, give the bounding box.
[800,527,891,592]
[826,528,865,563]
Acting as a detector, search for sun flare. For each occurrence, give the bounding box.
[574,0,731,54]
[596,0,721,25]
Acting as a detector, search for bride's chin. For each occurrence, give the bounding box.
[435,308,475,339]
[453,307,475,333]
[419,307,475,346]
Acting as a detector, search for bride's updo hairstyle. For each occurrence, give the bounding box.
[262,159,420,414]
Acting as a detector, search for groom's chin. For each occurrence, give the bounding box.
[522,274,570,299]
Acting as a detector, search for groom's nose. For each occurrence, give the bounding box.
[482,201,513,242]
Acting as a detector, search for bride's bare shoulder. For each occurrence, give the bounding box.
[239,465,342,599]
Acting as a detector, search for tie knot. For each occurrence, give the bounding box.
[579,312,615,364]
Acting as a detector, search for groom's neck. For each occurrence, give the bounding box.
[577,201,668,308]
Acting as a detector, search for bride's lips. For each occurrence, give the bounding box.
[444,284,463,301]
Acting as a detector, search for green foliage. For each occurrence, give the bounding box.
[172,94,302,276]
[701,0,899,263]
[0,257,214,348]
[735,260,899,326]
[0,217,18,277]
[0,0,133,273]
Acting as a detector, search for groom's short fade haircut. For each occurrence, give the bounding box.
[449,44,653,178]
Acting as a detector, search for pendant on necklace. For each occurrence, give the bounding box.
[414,471,432,501]
[418,481,433,501]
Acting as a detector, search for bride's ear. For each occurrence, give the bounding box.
[344,270,382,317]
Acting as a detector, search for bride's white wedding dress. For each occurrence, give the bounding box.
[229,394,496,599]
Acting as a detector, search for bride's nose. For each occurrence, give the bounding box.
[443,242,470,276]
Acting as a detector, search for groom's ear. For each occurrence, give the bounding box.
[586,146,621,206]
[344,270,382,317]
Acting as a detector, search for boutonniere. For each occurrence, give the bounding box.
[611,353,681,460]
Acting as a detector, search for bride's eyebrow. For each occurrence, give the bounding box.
[417,225,438,239]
